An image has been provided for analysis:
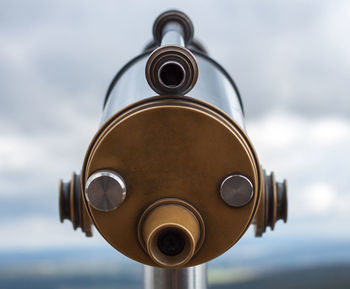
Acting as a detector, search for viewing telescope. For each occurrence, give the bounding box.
[59,10,288,289]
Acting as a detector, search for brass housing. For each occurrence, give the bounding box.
[81,96,263,267]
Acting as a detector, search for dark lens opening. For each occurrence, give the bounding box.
[159,62,185,87]
[157,229,185,256]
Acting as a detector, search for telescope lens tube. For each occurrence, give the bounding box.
[141,203,201,267]
[145,45,198,96]
[152,10,194,45]
[158,61,186,89]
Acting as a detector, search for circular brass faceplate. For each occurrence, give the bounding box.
[82,96,262,267]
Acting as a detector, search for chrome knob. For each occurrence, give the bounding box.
[220,174,254,207]
[85,170,126,212]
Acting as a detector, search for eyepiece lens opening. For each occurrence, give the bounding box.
[159,62,185,88]
[157,228,186,256]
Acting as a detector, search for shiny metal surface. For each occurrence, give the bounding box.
[85,170,126,212]
[220,174,254,207]
[101,53,245,129]
[144,264,207,289]
[161,23,185,47]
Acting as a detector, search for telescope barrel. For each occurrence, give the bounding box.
[58,10,288,271]
[145,10,198,95]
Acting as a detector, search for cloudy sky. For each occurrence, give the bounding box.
[0,0,349,269]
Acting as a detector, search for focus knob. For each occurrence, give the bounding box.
[254,170,288,237]
[59,172,93,237]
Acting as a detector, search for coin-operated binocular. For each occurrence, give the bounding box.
[59,10,287,289]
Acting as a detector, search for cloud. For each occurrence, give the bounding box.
[0,216,103,251]
[304,182,337,214]
[247,112,350,223]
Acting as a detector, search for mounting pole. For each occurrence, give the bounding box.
[144,264,207,289]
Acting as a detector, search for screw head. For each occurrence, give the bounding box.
[220,174,254,207]
[85,170,126,212]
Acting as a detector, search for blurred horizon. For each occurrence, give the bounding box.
[0,1,350,288]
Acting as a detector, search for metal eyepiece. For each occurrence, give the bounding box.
[146,9,198,95]
[158,61,186,89]
[138,199,205,268]
[145,46,198,95]
[142,204,199,267]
